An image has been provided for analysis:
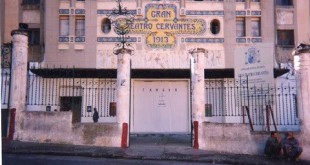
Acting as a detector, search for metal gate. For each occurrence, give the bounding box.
[131,80,190,133]
[205,78,299,132]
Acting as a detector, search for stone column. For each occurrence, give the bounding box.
[9,29,28,139]
[294,52,310,159]
[190,48,206,149]
[115,48,131,148]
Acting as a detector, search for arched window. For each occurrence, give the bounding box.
[101,18,111,34]
[210,19,220,35]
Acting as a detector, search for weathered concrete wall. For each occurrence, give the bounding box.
[3,0,20,43]
[200,123,266,155]
[299,130,310,160]
[200,122,310,160]
[15,111,121,147]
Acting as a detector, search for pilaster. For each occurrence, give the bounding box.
[10,29,28,139]
[294,49,310,159]
[190,48,206,149]
[115,48,131,148]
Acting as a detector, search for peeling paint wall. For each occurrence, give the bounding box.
[16,111,121,147]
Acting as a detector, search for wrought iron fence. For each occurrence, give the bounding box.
[1,43,12,137]
[1,71,11,108]
[205,79,299,131]
[1,59,299,128]
[26,67,117,119]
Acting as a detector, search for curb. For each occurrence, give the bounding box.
[3,140,310,165]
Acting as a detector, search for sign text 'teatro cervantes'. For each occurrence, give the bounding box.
[129,4,206,48]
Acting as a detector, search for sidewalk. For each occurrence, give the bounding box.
[2,138,309,165]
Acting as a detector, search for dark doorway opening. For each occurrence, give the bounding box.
[60,97,82,123]
[1,109,9,137]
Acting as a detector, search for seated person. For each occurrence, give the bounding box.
[264,131,282,158]
[282,132,303,161]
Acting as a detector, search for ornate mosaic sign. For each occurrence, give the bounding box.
[130,4,206,48]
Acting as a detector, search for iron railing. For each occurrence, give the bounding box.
[1,62,299,129]
[1,43,12,109]
[1,71,11,108]
[26,69,117,118]
[205,79,298,131]
[1,43,12,137]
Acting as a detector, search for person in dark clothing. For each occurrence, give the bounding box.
[264,131,282,158]
[93,108,99,123]
[282,132,303,161]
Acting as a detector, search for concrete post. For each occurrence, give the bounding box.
[9,29,28,139]
[115,48,131,148]
[294,52,310,159]
[190,48,206,149]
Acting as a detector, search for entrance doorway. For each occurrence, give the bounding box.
[131,80,190,133]
[60,97,82,123]
[1,109,9,137]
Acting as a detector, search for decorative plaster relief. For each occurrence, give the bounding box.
[59,9,69,15]
[186,10,224,15]
[185,38,224,43]
[97,10,136,15]
[97,37,137,42]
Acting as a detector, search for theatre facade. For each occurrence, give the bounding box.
[3,0,306,155]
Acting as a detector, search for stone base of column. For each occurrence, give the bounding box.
[8,108,16,140]
[121,123,128,148]
[193,121,199,149]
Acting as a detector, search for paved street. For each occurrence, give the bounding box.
[2,135,310,165]
[3,154,226,165]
